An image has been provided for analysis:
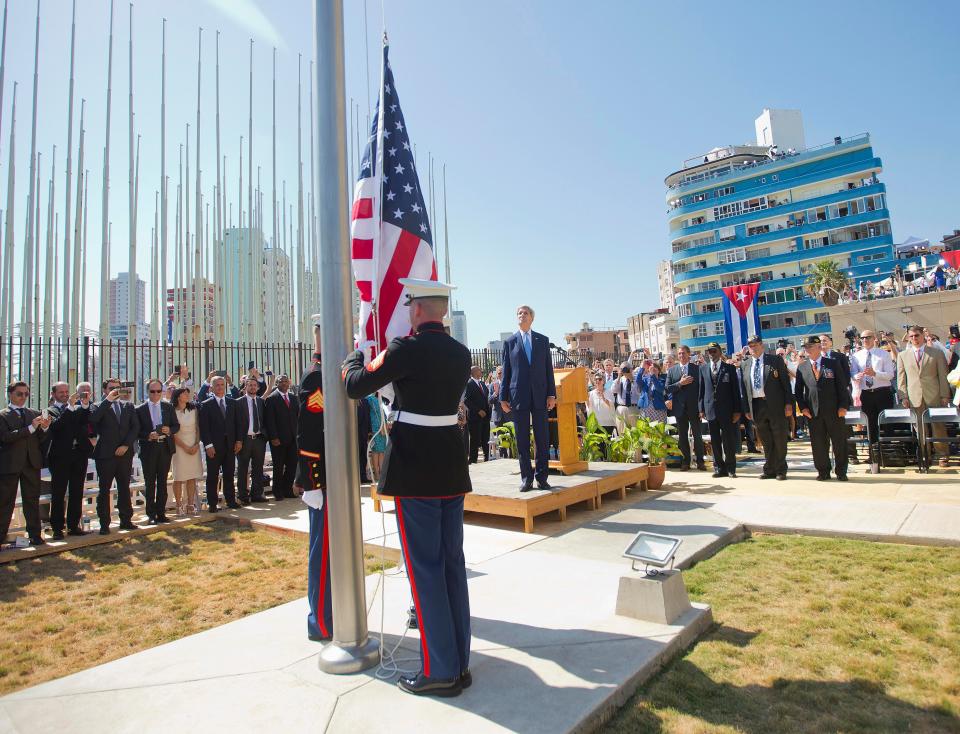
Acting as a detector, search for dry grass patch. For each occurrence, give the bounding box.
[604,534,960,734]
[0,521,386,695]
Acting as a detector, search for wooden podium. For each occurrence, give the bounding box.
[548,367,589,475]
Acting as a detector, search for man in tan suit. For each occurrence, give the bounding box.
[897,326,952,467]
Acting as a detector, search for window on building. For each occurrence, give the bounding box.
[697,280,720,292]
[747,224,770,237]
[717,247,746,264]
[693,324,708,338]
[678,303,693,317]
[813,312,830,324]
[718,226,736,242]
[713,322,725,335]
[746,247,770,260]
[714,185,734,198]
[702,301,721,313]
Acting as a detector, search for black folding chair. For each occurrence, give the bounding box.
[844,409,874,470]
[877,408,921,471]
[922,407,960,469]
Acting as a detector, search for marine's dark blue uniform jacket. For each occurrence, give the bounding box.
[342,321,472,498]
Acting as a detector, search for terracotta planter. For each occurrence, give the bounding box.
[646,461,666,490]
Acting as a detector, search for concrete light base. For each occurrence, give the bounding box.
[615,569,692,625]
[317,636,381,674]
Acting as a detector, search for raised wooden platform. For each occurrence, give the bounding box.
[370,459,649,532]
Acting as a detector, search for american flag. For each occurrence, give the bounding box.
[350,43,437,357]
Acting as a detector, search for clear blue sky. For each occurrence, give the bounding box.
[3,0,958,348]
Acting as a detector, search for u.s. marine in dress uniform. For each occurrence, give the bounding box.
[342,278,473,698]
[295,320,332,642]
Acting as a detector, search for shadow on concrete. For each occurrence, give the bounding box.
[608,659,960,734]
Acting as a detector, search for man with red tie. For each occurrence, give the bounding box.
[264,374,299,500]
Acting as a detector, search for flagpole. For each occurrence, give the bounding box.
[70,100,85,352]
[369,34,387,357]
[314,0,379,674]
[194,27,202,342]
[99,0,114,343]
[248,39,255,342]
[0,84,14,348]
[160,17,167,346]
[296,54,305,342]
[61,0,77,342]
[215,31,223,340]
[23,0,40,341]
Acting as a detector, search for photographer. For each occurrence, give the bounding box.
[89,378,140,534]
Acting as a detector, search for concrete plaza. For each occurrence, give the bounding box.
[1,446,958,733]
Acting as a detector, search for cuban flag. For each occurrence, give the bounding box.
[721,282,762,354]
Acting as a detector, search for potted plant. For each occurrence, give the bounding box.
[635,418,679,490]
[579,413,612,462]
[491,422,518,459]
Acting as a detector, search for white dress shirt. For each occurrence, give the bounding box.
[850,347,895,390]
[245,394,259,436]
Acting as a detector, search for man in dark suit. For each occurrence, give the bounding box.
[263,373,298,500]
[821,332,858,464]
[500,304,557,491]
[795,335,851,481]
[199,375,240,511]
[741,335,793,480]
[665,345,706,471]
[45,381,94,538]
[464,365,491,463]
[0,381,51,545]
[136,379,180,523]
[88,378,140,534]
[698,342,742,478]
[234,376,268,504]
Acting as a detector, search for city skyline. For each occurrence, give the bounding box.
[0,1,957,348]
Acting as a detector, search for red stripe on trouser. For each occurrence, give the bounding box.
[395,498,430,677]
[317,508,330,638]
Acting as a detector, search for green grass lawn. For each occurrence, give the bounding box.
[604,534,960,734]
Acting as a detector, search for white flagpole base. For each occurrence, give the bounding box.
[318,636,381,674]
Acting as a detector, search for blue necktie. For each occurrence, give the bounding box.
[114,402,122,420]
[523,332,532,363]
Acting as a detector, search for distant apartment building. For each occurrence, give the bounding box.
[626,310,677,356]
[564,323,628,356]
[451,308,468,347]
[487,331,514,355]
[657,260,676,313]
[108,272,146,340]
[667,109,897,349]
[165,279,217,341]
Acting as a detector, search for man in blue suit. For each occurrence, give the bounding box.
[500,305,557,491]
[697,342,742,479]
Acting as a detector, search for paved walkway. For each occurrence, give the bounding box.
[3,450,958,733]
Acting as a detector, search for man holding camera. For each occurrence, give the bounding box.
[136,379,180,524]
[0,381,51,546]
[89,378,140,533]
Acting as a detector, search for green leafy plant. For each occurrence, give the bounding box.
[491,422,518,458]
[579,413,612,461]
[635,418,680,465]
[805,260,850,307]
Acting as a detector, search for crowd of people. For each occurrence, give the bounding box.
[0,351,400,549]
[844,262,960,303]
[461,324,960,484]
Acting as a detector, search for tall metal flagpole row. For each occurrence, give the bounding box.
[314,0,380,674]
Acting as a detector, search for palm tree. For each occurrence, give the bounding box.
[805,260,850,307]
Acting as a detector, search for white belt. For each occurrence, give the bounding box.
[392,410,459,427]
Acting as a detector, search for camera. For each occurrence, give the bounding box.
[843,325,859,340]
[776,339,789,349]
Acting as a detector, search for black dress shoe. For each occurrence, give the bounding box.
[519,482,534,492]
[397,674,462,698]
[227,502,242,509]
[836,475,848,482]
[273,495,285,502]
[776,474,787,481]
[536,480,552,490]
[119,522,137,530]
[307,633,332,642]
[816,475,830,481]
[29,536,46,546]
[67,528,87,537]
[711,470,728,478]
[208,506,219,513]
[759,474,776,480]
[146,517,158,525]
[728,471,737,478]
[99,527,110,535]
[679,465,690,472]
[52,530,65,540]
[156,515,171,523]
[460,669,472,689]
[696,463,707,471]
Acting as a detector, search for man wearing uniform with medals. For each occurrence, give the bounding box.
[342,278,473,698]
[294,317,333,642]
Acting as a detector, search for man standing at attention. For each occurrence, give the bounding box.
[795,336,850,480]
[741,335,793,480]
[849,330,895,461]
[698,342,742,478]
[343,279,473,697]
[464,365,491,463]
[500,305,557,491]
[897,325,951,468]
[665,345,705,471]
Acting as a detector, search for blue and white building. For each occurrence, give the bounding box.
[666,109,897,349]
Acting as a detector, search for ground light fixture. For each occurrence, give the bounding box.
[623,531,682,576]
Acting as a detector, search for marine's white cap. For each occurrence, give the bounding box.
[310,313,322,328]
[399,278,455,305]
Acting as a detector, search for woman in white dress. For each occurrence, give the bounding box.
[170,387,204,515]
